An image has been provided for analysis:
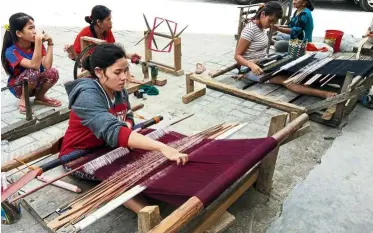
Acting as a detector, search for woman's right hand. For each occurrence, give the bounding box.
[249,63,264,76]
[159,146,189,165]
[35,31,44,42]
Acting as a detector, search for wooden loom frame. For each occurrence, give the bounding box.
[182,58,373,127]
[75,36,167,94]
[143,31,184,76]
[137,113,309,233]
[10,112,309,233]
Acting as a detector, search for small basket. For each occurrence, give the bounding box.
[288,31,308,59]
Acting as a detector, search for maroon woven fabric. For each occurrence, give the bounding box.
[64,129,277,208]
[144,137,277,207]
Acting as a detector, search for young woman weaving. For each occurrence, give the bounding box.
[59,43,188,213]
[234,1,336,99]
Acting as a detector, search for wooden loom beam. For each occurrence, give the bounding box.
[183,73,305,113]
[148,113,309,233]
[144,31,184,76]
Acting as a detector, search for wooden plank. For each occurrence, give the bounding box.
[305,85,366,114]
[34,109,60,121]
[138,206,161,233]
[334,72,354,120]
[289,112,299,122]
[182,88,206,104]
[204,212,235,233]
[145,31,153,62]
[2,108,70,141]
[266,86,300,103]
[155,77,167,86]
[309,112,341,128]
[189,169,259,233]
[174,38,182,72]
[246,83,281,96]
[126,80,152,94]
[190,74,305,113]
[149,61,184,76]
[1,119,37,138]
[186,73,195,94]
[149,196,204,233]
[256,113,288,194]
[80,36,106,47]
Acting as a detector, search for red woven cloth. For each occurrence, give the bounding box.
[144,137,277,206]
[64,130,277,207]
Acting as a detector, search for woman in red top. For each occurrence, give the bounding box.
[64,5,142,83]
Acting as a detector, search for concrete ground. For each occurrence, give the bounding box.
[1,0,373,232]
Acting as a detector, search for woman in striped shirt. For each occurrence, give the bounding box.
[234,1,336,99]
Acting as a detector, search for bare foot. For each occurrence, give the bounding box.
[231,74,245,81]
[325,92,337,99]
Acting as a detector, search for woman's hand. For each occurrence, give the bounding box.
[249,63,263,76]
[159,146,188,165]
[42,33,53,44]
[272,24,279,31]
[128,53,141,60]
[35,31,44,42]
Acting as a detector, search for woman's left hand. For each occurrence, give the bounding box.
[160,146,189,165]
[43,33,53,44]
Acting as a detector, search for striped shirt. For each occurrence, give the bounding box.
[241,21,268,61]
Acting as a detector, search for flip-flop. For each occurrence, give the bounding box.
[195,63,206,74]
[34,98,62,107]
[18,104,34,115]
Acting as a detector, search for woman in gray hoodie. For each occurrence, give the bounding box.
[60,43,188,213]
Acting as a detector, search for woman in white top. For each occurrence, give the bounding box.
[234,1,336,99]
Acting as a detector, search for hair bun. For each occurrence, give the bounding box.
[84,16,92,24]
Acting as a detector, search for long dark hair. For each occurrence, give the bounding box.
[84,5,111,38]
[305,0,314,11]
[1,13,34,75]
[252,1,283,20]
[82,43,126,79]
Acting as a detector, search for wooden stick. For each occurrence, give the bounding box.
[36,175,81,193]
[1,138,63,172]
[210,64,239,78]
[189,74,306,113]
[23,78,33,121]
[271,113,309,144]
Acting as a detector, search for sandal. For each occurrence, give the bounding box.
[360,94,373,109]
[34,97,62,107]
[195,63,206,74]
[18,104,34,115]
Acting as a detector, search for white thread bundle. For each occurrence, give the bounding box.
[83,128,170,174]
[272,53,316,76]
